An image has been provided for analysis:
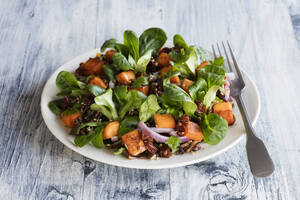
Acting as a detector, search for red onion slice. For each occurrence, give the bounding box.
[169,131,190,143]
[224,83,231,102]
[149,127,174,133]
[138,122,169,143]
[138,122,189,143]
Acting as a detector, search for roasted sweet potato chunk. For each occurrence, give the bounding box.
[105,50,115,63]
[61,112,81,128]
[213,102,234,125]
[157,52,171,66]
[181,78,194,92]
[122,130,146,156]
[103,121,120,139]
[154,114,176,128]
[133,86,149,95]
[170,76,180,84]
[159,65,172,74]
[116,71,136,85]
[184,121,204,141]
[88,77,107,89]
[197,61,210,71]
[78,58,104,75]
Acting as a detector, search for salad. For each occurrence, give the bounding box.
[48,28,235,159]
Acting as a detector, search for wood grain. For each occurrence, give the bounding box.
[0,0,300,199]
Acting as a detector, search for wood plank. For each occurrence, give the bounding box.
[0,0,300,199]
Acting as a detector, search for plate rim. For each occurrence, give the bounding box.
[40,48,261,169]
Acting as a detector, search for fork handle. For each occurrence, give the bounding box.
[236,95,275,177]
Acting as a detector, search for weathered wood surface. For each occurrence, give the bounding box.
[1,0,300,199]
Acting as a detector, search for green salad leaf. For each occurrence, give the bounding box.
[74,130,99,147]
[119,90,147,119]
[113,86,128,105]
[213,56,225,66]
[100,38,129,57]
[139,95,160,122]
[117,116,140,137]
[92,89,118,120]
[76,121,104,135]
[112,52,133,71]
[139,27,167,57]
[56,71,81,90]
[135,49,152,73]
[203,85,219,108]
[61,103,80,116]
[166,136,181,152]
[161,83,197,116]
[55,71,89,96]
[86,75,95,84]
[198,65,225,88]
[173,34,189,50]
[185,47,197,75]
[132,76,149,88]
[189,77,207,100]
[114,147,126,155]
[87,85,105,96]
[201,113,228,145]
[103,64,116,80]
[158,105,183,120]
[169,35,197,77]
[75,124,106,147]
[100,38,117,52]
[91,126,105,148]
[171,62,192,78]
[48,99,63,115]
[124,30,139,62]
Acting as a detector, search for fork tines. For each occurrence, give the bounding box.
[212,41,245,87]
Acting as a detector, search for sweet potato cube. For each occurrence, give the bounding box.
[181,78,194,92]
[103,121,120,139]
[133,86,149,95]
[122,130,146,156]
[154,114,176,128]
[184,121,204,141]
[157,52,171,66]
[105,50,115,63]
[116,71,136,85]
[197,61,210,71]
[61,112,81,128]
[170,76,180,84]
[213,102,235,125]
[88,77,107,89]
[159,65,172,74]
[78,58,104,75]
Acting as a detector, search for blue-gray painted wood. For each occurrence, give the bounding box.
[1,0,300,199]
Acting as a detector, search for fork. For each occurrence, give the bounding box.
[212,41,275,177]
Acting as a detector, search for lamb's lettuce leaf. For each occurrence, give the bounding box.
[189,78,207,100]
[139,28,167,57]
[161,83,197,116]
[124,30,139,62]
[112,52,133,71]
[166,136,181,152]
[139,95,160,122]
[91,89,118,120]
[132,76,149,88]
[119,90,147,119]
[201,113,228,145]
[117,116,140,137]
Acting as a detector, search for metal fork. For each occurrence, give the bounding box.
[212,42,274,177]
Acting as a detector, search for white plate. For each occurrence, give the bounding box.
[41,48,260,169]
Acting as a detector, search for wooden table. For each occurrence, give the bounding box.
[1,0,300,199]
